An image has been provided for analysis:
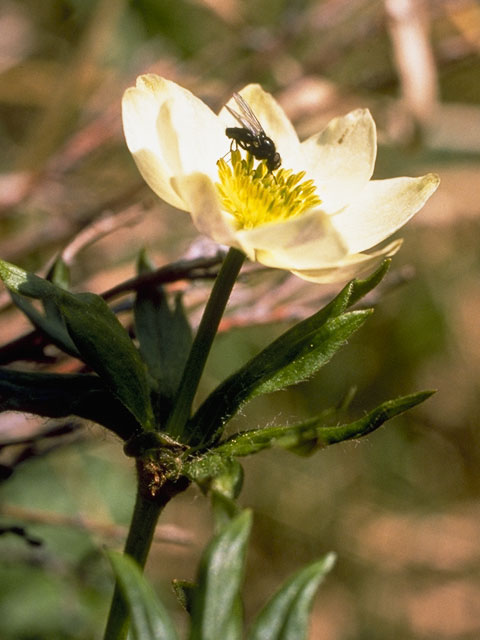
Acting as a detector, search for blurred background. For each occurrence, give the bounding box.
[0,0,479,638]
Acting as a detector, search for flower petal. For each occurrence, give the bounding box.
[122,74,228,209]
[330,173,440,253]
[220,84,301,168]
[122,75,186,210]
[172,173,239,248]
[236,208,347,270]
[291,239,403,283]
[154,81,227,181]
[301,109,377,213]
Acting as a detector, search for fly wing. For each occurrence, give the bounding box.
[225,92,264,136]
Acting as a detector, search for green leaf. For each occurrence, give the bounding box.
[186,391,434,463]
[210,492,242,532]
[0,259,55,298]
[134,250,192,399]
[253,311,370,396]
[222,596,244,640]
[248,553,336,640]
[108,552,179,640]
[59,292,154,430]
[186,260,391,449]
[0,368,139,440]
[41,256,73,344]
[172,579,195,613]
[46,255,71,290]
[189,510,252,640]
[8,290,79,357]
[0,259,153,430]
[347,258,391,307]
[188,310,371,447]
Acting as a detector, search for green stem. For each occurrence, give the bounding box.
[103,248,244,639]
[166,247,245,440]
[102,489,162,640]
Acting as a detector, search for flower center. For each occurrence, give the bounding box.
[216,150,322,230]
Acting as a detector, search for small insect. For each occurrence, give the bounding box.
[225,92,281,172]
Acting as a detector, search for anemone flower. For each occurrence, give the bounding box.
[122,75,439,283]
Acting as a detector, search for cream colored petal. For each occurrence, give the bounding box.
[301,109,377,213]
[122,75,186,210]
[291,239,403,283]
[331,173,440,254]
[123,75,228,207]
[155,82,227,181]
[236,208,348,270]
[172,173,240,249]
[220,84,301,168]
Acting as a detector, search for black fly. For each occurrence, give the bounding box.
[225,93,281,172]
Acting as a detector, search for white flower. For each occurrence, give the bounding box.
[122,74,439,283]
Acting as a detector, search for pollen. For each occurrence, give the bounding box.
[216,150,322,230]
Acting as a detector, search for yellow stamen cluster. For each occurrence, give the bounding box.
[216,150,322,230]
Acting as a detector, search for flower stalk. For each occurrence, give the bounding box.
[166,247,245,441]
[103,247,245,639]
[103,487,163,640]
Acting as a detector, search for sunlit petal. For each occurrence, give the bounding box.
[172,173,239,248]
[236,208,347,270]
[154,82,227,181]
[122,76,186,209]
[291,239,403,283]
[330,173,440,253]
[123,75,440,284]
[301,109,377,212]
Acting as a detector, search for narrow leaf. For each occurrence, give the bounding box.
[189,510,252,640]
[9,291,79,357]
[189,310,371,447]
[42,256,74,343]
[248,554,336,640]
[172,580,195,613]
[46,255,71,290]
[0,368,139,440]
[59,292,154,430]
[347,258,391,307]
[1,258,78,355]
[0,260,153,430]
[108,552,179,640]
[185,262,393,448]
[185,391,434,467]
[0,260,54,298]
[134,251,192,398]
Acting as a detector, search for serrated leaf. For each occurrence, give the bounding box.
[189,510,252,640]
[188,310,371,447]
[186,391,434,464]
[108,552,179,640]
[253,311,370,396]
[185,261,392,449]
[0,368,139,440]
[134,251,192,399]
[248,554,336,640]
[0,259,153,430]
